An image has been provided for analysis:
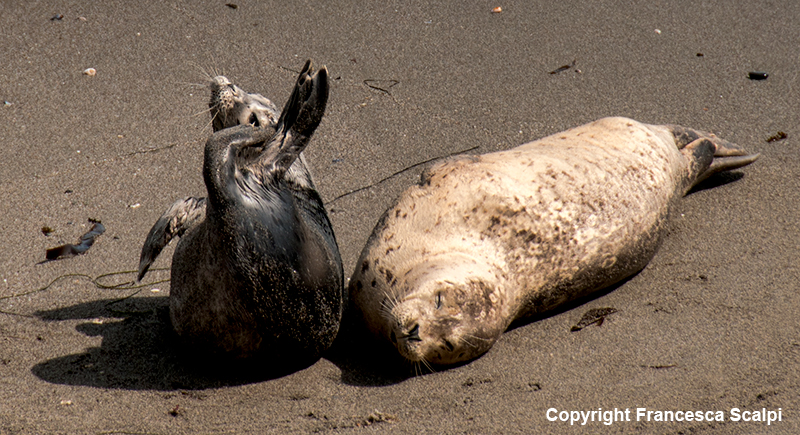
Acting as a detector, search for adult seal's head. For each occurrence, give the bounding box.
[349,117,759,367]
[137,61,344,365]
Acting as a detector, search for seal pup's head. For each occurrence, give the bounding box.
[209,76,280,132]
[378,256,507,367]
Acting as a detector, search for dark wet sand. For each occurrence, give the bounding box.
[1,1,798,433]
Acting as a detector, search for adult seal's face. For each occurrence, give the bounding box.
[387,281,500,366]
[373,256,509,366]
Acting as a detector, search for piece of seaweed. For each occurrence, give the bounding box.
[570,307,618,332]
[44,219,105,261]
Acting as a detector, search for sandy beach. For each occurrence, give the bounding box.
[1,1,798,433]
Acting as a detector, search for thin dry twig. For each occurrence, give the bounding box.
[325,145,479,205]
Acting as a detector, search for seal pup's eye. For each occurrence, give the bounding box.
[443,339,455,351]
[435,292,443,309]
[248,112,260,127]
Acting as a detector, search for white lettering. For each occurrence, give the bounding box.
[546,407,780,426]
[767,409,782,425]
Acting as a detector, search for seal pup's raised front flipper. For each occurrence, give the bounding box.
[137,196,206,281]
[253,60,329,178]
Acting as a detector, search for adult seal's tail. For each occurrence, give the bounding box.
[137,61,344,364]
[348,117,759,367]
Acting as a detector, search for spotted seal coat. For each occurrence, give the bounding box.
[137,61,343,362]
[348,117,759,366]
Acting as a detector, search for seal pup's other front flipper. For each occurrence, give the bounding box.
[137,196,207,281]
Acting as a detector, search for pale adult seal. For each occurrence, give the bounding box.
[348,117,759,366]
[137,61,344,362]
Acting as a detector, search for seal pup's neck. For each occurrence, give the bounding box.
[202,60,329,216]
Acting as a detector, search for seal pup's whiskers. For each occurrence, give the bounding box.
[137,60,343,363]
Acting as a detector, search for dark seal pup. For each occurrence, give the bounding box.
[349,117,759,367]
[137,61,343,362]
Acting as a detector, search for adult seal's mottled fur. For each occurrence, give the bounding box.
[349,117,759,367]
[137,61,344,363]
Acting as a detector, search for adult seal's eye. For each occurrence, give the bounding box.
[349,116,759,367]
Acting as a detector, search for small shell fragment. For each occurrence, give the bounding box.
[492,6,502,13]
[654,29,662,34]
[83,68,97,76]
[60,400,73,406]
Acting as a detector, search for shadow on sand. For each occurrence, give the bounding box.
[30,296,318,390]
[27,259,678,390]
[30,295,417,390]
[687,171,744,195]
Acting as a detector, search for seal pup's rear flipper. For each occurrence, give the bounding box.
[255,60,329,178]
[137,197,207,281]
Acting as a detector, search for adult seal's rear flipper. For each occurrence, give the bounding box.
[669,125,760,192]
[696,149,760,187]
[137,197,207,281]
[255,60,329,177]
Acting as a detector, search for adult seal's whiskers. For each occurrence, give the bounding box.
[349,117,759,366]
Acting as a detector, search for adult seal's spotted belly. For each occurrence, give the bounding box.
[349,117,759,366]
[137,61,344,364]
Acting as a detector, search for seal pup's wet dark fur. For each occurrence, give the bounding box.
[138,61,343,364]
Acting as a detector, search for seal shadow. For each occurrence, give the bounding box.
[31,296,317,391]
[506,274,635,333]
[323,313,418,387]
[686,171,745,195]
